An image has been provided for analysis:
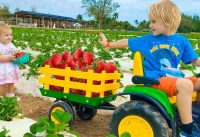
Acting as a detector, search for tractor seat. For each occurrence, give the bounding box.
[132,51,159,85]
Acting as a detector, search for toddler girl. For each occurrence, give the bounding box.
[0,23,21,97]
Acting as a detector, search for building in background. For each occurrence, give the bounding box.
[13,11,77,28]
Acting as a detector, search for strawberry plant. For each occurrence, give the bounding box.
[0,127,10,137]
[23,109,79,137]
[0,96,22,121]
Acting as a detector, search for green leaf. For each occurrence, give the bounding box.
[56,124,68,132]
[120,132,131,137]
[60,112,72,123]
[51,110,63,123]
[30,123,40,134]
[23,133,35,137]
[38,117,52,127]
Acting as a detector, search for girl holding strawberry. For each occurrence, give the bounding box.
[0,23,21,97]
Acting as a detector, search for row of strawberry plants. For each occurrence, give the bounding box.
[12,27,200,78]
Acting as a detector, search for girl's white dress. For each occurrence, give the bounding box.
[0,42,21,84]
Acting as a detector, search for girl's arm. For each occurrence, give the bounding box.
[0,54,16,62]
[192,58,200,67]
[99,32,128,48]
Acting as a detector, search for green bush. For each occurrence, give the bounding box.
[0,96,22,121]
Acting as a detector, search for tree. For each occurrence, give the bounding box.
[0,5,10,22]
[112,12,118,20]
[77,14,84,22]
[81,0,120,29]
[134,19,139,26]
[15,8,21,12]
[31,7,37,13]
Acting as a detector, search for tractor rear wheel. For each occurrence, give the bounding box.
[48,101,75,125]
[110,100,169,137]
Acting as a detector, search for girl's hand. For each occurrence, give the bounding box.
[99,32,108,47]
[8,55,16,61]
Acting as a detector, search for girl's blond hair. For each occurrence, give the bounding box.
[149,0,181,34]
[0,23,11,35]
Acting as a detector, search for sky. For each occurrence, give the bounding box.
[0,0,200,25]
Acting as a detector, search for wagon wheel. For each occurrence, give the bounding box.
[75,104,97,120]
[110,100,169,137]
[48,101,75,125]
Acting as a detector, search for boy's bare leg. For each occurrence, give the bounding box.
[176,78,193,124]
[196,92,200,103]
[194,79,200,103]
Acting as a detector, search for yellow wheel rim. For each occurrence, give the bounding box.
[50,107,64,124]
[118,115,154,137]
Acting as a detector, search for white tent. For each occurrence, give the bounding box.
[73,23,82,29]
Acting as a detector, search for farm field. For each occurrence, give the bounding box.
[2,27,200,136]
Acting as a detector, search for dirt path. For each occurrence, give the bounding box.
[18,93,111,137]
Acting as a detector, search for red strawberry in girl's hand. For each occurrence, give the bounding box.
[51,53,62,67]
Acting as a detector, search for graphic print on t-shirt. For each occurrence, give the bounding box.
[150,44,183,78]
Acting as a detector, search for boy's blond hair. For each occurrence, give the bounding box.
[149,0,181,34]
[0,23,11,35]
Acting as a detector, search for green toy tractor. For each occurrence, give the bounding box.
[109,51,200,137]
[38,52,200,137]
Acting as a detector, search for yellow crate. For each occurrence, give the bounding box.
[38,65,121,98]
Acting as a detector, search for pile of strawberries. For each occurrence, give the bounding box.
[43,48,117,97]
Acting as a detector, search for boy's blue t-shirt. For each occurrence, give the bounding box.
[128,34,199,79]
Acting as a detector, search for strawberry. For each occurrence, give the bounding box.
[83,52,94,65]
[15,52,21,58]
[74,48,83,59]
[51,53,62,67]
[76,60,85,70]
[43,59,54,68]
[104,62,117,73]
[62,52,71,64]
[55,75,64,80]
[58,62,69,69]
[69,60,76,70]
[91,92,100,98]
[15,52,26,58]
[93,61,105,73]
[49,85,63,92]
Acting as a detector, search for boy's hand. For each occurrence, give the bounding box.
[99,32,108,47]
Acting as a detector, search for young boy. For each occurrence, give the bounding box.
[99,0,200,136]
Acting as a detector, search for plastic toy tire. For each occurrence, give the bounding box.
[75,104,97,120]
[48,101,75,125]
[110,100,169,137]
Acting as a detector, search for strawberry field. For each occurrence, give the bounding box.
[1,27,200,136]
[12,27,200,79]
